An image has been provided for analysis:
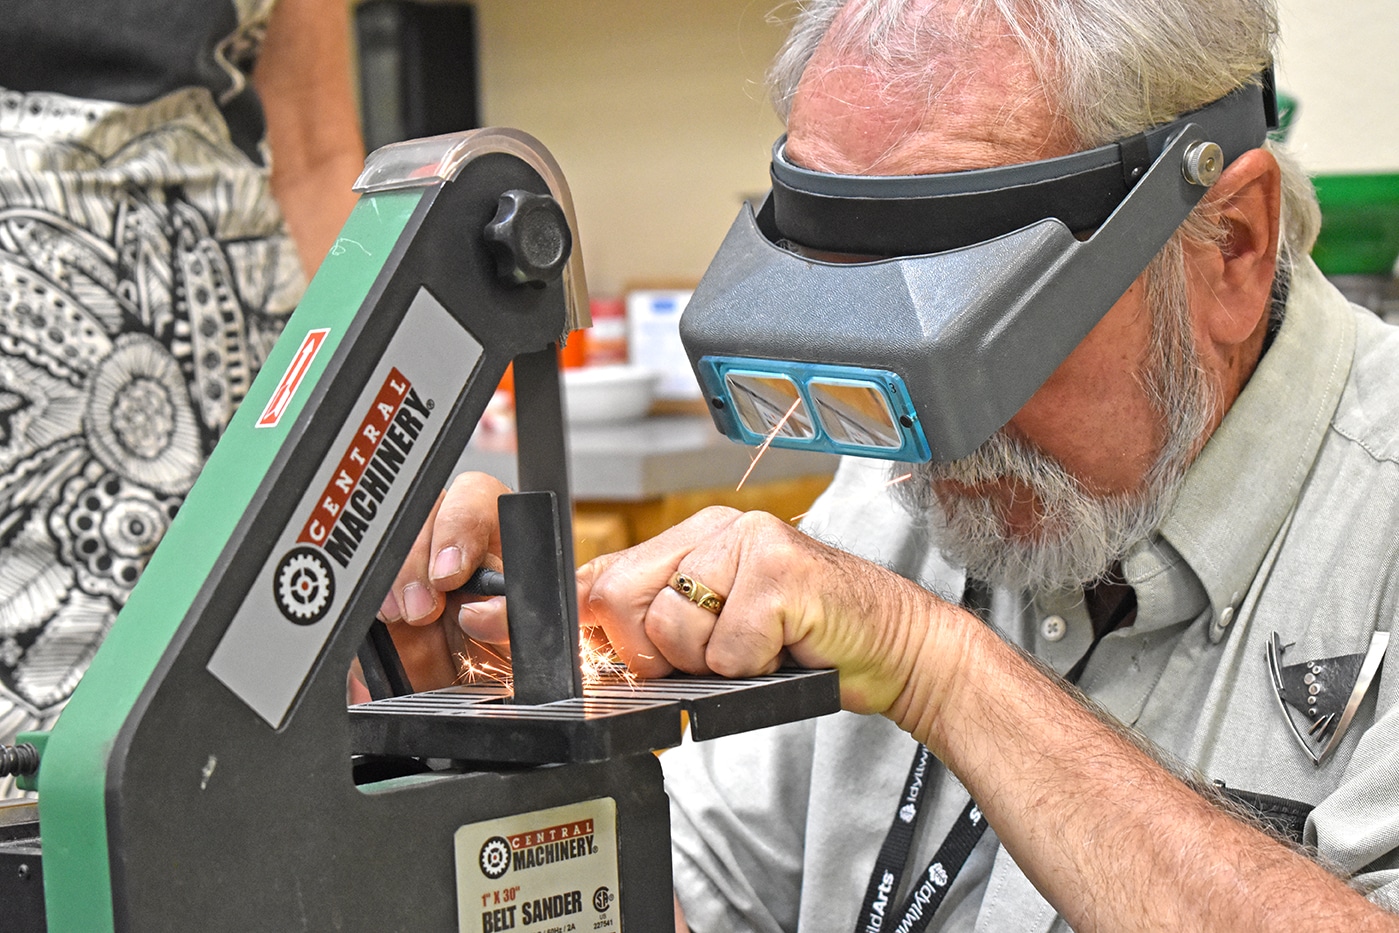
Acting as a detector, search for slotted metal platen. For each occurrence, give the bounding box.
[349,668,840,764]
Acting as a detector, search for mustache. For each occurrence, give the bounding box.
[896,431,1175,592]
[923,430,1086,501]
[890,236,1216,592]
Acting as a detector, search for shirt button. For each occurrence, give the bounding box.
[1041,615,1067,642]
[1208,605,1235,644]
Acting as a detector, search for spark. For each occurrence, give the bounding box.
[580,628,638,690]
[453,630,638,692]
[454,638,513,687]
[736,397,803,491]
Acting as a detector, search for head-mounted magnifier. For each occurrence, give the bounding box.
[679,74,1276,463]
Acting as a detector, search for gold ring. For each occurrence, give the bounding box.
[669,571,725,614]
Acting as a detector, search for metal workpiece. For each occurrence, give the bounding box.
[499,490,584,705]
[17,127,839,933]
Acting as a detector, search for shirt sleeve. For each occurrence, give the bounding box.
[663,719,819,933]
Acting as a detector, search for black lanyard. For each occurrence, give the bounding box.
[852,745,988,933]
[851,579,993,932]
[851,575,1139,931]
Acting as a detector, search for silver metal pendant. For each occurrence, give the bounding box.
[1266,631,1389,766]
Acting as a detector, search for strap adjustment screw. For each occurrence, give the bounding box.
[1182,141,1224,187]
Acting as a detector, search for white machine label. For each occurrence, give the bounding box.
[456,798,621,933]
[208,286,482,727]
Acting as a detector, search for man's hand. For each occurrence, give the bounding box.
[377,472,512,691]
[587,509,1398,931]
[381,479,972,713]
[576,505,967,717]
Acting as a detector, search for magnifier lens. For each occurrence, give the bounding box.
[724,372,815,439]
[808,378,901,449]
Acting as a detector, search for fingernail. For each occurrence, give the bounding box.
[403,582,434,621]
[456,598,495,626]
[379,590,402,622]
[457,602,483,629]
[431,546,463,582]
[458,596,504,633]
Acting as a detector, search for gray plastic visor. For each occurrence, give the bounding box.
[680,121,1246,463]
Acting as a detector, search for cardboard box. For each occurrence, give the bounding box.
[626,288,701,401]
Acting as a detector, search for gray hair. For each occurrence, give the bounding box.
[766,0,1319,264]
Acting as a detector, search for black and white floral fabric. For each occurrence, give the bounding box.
[0,0,305,783]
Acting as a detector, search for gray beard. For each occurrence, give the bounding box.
[893,241,1217,594]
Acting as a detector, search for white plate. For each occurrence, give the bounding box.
[562,365,659,424]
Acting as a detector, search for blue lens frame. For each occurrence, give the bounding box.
[697,355,932,462]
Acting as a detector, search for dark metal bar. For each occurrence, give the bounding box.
[357,620,415,700]
[499,491,583,703]
[510,343,582,685]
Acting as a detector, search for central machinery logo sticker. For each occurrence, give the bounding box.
[477,818,598,880]
[272,366,433,624]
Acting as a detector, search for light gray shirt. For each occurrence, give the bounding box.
[664,256,1399,932]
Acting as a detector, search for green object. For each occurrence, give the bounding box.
[34,188,424,933]
[13,730,47,794]
[1270,91,1297,143]
[1311,173,1399,276]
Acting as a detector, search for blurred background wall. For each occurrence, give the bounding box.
[353,0,1399,298]
[1276,0,1399,175]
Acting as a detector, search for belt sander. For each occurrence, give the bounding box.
[0,129,837,932]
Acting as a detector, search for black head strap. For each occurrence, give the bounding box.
[770,73,1276,256]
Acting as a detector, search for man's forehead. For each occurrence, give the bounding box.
[784,7,1075,176]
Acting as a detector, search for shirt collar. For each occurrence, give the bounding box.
[1137,256,1356,628]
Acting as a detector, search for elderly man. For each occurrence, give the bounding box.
[385,0,1399,929]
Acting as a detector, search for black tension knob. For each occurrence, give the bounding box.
[482,189,572,288]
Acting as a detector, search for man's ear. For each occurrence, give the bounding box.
[1185,147,1283,349]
